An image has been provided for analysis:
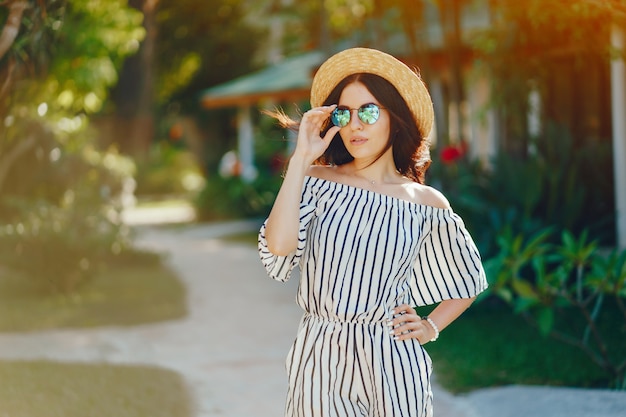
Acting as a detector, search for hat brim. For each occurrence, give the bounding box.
[310,48,434,139]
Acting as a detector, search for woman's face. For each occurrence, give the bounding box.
[336,81,391,161]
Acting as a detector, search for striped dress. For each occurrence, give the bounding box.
[258,176,487,417]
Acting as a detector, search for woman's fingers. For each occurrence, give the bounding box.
[322,125,341,142]
[391,304,414,315]
[294,105,338,162]
[301,105,336,130]
[388,304,430,343]
[390,321,430,342]
[305,104,337,117]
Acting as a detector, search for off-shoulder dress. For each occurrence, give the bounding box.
[259,176,488,417]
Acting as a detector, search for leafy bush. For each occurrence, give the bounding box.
[428,124,622,388]
[425,299,616,391]
[194,173,282,220]
[0,0,148,295]
[428,123,615,257]
[485,228,626,389]
[133,141,205,197]
[0,198,130,294]
[194,111,289,220]
[0,135,137,294]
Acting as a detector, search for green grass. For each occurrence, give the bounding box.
[0,256,187,332]
[0,252,193,415]
[0,360,192,417]
[421,299,624,392]
[221,230,259,245]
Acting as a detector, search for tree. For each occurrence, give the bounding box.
[0,0,46,192]
[127,0,158,156]
[1,0,145,194]
[138,0,262,111]
[0,0,145,292]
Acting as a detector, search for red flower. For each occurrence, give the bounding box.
[440,142,467,164]
[169,123,184,141]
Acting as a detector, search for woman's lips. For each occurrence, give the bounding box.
[350,136,368,145]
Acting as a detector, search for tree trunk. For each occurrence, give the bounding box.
[0,1,30,193]
[128,0,158,156]
[0,0,27,60]
[440,0,465,144]
[319,1,331,56]
[394,0,438,140]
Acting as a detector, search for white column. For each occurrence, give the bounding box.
[237,105,257,183]
[527,86,541,139]
[611,24,626,250]
[429,77,446,148]
[468,74,497,165]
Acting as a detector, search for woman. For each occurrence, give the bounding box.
[258,48,487,417]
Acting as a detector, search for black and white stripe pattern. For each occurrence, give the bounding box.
[259,176,487,417]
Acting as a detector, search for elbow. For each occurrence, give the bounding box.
[263,222,299,256]
[267,244,294,257]
[462,296,477,311]
[266,237,297,256]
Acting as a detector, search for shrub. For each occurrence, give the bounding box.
[194,173,282,220]
[0,142,137,294]
[428,123,615,257]
[427,124,622,388]
[133,141,205,197]
[485,228,626,389]
[194,112,289,220]
[0,198,130,294]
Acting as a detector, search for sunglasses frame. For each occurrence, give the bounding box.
[330,103,383,128]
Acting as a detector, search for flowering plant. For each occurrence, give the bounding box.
[439,141,468,164]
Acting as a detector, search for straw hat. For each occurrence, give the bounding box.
[310,47,434,138]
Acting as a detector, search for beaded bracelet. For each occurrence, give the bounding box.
[421,316,440,342]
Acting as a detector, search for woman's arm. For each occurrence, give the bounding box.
[264,156,310,255]
[264,105,339,256]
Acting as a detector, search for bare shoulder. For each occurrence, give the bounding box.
[406,183,451,209]
[306,165,339,181]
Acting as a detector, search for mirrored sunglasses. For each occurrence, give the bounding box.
[330,103,383,128]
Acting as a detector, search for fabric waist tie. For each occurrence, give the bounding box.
[304,312,388,326]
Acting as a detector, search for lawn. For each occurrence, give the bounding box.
[0,249,192,415]
[0,360,192,417]
[419,298,623,392]
[0,255,187,332]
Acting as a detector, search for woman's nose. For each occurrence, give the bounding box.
[349,109,363,130]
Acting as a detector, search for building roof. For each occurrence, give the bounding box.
[200,50,326,109]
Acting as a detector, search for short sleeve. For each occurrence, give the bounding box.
[411,208,488,306]
[258,177,318,282]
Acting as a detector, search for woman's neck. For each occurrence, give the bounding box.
[346,153,401,185]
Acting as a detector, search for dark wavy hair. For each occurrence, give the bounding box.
[316,73,431,184]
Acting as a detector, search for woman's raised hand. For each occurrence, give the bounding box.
[292,105,341,165]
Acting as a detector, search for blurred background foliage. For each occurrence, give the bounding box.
[1,0,625,389]
[1,0,144,292]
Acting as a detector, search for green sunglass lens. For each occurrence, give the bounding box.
[331,109,350,127]
[358,104,380,124]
